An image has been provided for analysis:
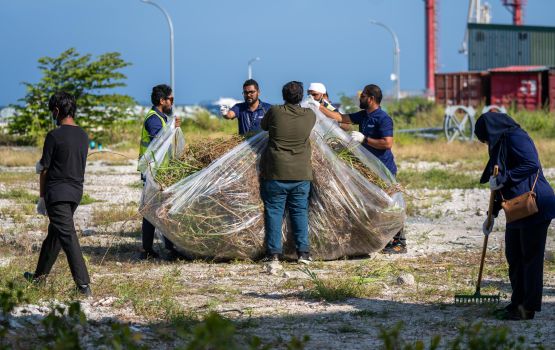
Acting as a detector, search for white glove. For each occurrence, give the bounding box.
[306,96,321,110]
[35,161,44,174]
[350,131,365,144]
[482,217,494,236]
[36,197,47,216]
[219,105,230,117]
[489,176,504,190]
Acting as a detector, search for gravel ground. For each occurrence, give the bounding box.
[1,161,554,349]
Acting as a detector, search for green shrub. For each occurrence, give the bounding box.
[397,169,486,190]
[511,109,555,139]
[182,109,236,135]
[379,321,543,350]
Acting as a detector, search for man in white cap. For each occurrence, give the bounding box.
[307,83,335,112]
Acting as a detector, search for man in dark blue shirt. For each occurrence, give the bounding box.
[317,84,405,254]
[220,79,271,135]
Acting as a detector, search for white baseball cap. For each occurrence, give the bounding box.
[308,82,326,94]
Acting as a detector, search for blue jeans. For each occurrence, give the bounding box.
[261,180,310,255]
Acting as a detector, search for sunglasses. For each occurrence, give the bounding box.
[166,96,174,103]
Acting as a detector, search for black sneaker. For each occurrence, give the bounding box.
[297,252,312,265]
[493,303,517,318]
[381,240,407,254]
[164,249,184,262]
[76,284,92,297]
[23,272,45,286]
[23,271,35,282]
[261,253,280,263]
[138,250,160,261]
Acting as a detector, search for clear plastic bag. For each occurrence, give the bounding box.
[139,106,405,260]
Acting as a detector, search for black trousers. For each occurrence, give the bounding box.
[34,201,90,286]
[142,218,174,252]
[505,220,551,312]
[141,175,174,252]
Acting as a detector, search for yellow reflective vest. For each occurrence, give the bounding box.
[139,109,167,158]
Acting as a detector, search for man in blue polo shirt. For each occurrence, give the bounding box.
[220,79,271,134]
[315,84,406,254]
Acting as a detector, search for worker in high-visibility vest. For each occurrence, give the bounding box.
[139,84,181,261]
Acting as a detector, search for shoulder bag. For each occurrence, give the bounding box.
[500,170,540,223]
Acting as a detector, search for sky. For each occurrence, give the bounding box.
[1,0,555,106]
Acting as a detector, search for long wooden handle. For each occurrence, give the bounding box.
[486,165,499,229]
[477,165,499,293]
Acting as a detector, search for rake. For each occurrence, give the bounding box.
[454,166,501,305]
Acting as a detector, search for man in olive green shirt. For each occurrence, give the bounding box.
[260,81,316,267]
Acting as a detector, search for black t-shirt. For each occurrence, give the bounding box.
[40,125,89,205]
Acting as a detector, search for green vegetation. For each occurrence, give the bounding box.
[0,172,36,185]
[184,312,309,350]
[0,189,37,203]
[300,267,381,302]
[512,108,555,139]
[79,193,99,205]
[91,204,138,226]
[397,169,486,190]
[385,97,445,130]
[9,48,135,144]
[379,321,542,350]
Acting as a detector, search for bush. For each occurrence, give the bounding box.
[181,109,236,135]
[379,321,543,350]
[511,109,555,139]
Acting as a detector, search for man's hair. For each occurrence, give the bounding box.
[151,84,172,106]
[243,79,259,90]
[48,91,77,119]
[362,84,383,104]
[282,81,304,104]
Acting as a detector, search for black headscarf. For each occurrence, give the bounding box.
[474,112,521,183]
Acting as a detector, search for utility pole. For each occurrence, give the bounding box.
[141,0,175,94]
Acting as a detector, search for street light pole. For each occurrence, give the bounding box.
[369,20,401,101]
[141,0,175,94]
[247,57,260,80]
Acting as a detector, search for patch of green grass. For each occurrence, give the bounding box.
[0,204,37,223]
[91,205,138,226]
[397,169,485,190]
[300,267,381,302]
[0,172,36,185]
[80,193,99,205]
[0,255,77,305]
[336,323,361,334]
[0,188,38,203]
[110,268,185,320]
[127,181,143,189]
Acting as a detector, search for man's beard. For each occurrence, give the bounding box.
[359,100,369,110]
[245,97,258,106]
[162,106,173,115]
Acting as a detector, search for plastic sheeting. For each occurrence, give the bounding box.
[139,105,406,260]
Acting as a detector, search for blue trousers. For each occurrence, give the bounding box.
[505,220,551,311]
[261,180,310,255]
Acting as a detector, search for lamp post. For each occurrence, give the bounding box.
[369,20,401,101]
[141,0,175,94]
[247,57,260,79]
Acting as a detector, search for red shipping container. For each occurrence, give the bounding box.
[489,66,547,111]
[434,72,488,107]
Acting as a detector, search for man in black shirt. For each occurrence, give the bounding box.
[24,91,91,296]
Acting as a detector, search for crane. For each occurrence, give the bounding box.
[459,0,492,54]
[459,0,524,55]
[502,0,524,25]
